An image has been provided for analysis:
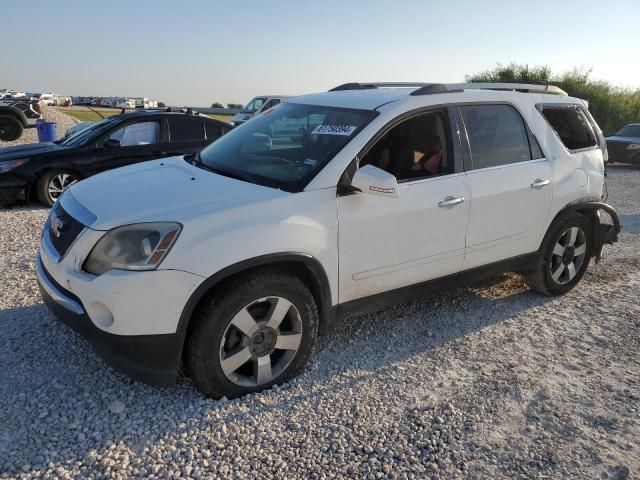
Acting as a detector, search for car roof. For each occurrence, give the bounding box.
[288,89,411,110]
[287,82,574,111]
[113,110,228,124]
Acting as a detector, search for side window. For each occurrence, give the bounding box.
[205,122,222,140]
[261,99,279,112]
[168,117,205,142]
[540,106,597,150]
[110,121,159,146]
[461,105,532,169]
[360,111,453,181]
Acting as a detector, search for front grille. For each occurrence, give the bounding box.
[48,202,85,256]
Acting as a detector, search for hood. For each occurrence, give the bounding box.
[0,142,64,161]
[67,156,287,230]
[606,135,640,144]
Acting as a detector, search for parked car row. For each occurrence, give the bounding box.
[32,82,620,399]
[0,109,232,206]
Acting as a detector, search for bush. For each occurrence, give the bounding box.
[466,63,640,135]
[211,102,223,108]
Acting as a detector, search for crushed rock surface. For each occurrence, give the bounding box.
[0,166,638,479]
[0,106,77,147]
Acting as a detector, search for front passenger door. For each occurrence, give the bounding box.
[338,108,470,303]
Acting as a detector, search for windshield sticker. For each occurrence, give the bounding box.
[311,124,357,136]
[304,158,319,167]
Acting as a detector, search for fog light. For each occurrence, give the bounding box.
[88,301,114,328]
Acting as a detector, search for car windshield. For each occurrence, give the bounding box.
[198,102,377,191]
[615,125,640,137]
[59,117,119,147]
[242,97,267,113]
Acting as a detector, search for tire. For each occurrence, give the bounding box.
[186,270,319,398]
[0,115,24,141]
[525,212,592,296]
[36,170,80,207]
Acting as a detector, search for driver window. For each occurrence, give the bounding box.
[110,121,160,146]
[360,111,452,181]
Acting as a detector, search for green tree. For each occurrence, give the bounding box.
[211,102,224,108]
[227,103,243,109]
[466,63,640,134]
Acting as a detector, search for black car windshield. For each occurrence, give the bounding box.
[59,117,119,147]
[198,102,377,191]
[615,124,640,137]
[242,97,268,113]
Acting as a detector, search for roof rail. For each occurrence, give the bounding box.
[329,82,429,92]
[444,82,568,96]
[329,81,568,96]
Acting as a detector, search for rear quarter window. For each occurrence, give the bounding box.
[205,121,231,141]
[539,106,597,151]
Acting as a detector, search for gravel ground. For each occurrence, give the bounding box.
[0,167,638,479]
[0,106,77,147]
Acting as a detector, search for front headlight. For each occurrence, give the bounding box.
[84,222,182,275]
[627,143,640,150]
[0,158,29,173]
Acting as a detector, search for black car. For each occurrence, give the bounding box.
[606,123,640,165]
[0,97,42,141]
[0,110,232,207]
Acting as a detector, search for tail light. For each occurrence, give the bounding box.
[32,101,43,115]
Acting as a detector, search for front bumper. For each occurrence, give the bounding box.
[36,250,186,386]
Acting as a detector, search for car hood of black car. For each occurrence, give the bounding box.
[0,142,66,161]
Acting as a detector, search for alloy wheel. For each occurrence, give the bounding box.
[219,296,303,387]
[549,226,587,285]
[48,173,78,201]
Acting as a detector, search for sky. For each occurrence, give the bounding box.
[2,0,639,107]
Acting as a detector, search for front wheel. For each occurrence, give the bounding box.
[525,212,592,296]
[0,115,24,141]
[36,170,79,207]
[186,270,319,398]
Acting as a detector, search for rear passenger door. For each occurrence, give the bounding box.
[459,104,552,270]
[165,116,207,156]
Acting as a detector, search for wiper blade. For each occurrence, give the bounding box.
[198,162,258,184]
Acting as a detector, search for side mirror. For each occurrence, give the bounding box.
[104,138,121,149]
[351,164,399,198]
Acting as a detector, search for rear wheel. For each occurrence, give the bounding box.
[186,270,319,398]
[36,170,79,206]
[0,115,23,141]
[525,212,592,296]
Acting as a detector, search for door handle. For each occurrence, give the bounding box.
[530,179,550,189]
[152,151,166,156]
[438,196,465,208]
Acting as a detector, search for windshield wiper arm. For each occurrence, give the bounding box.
[197,162,258,184]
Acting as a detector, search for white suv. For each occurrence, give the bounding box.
[36,82,620,398]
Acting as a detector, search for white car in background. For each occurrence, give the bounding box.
[32,93,55,105]
[232,95,289,126]
[36,82,619,399]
